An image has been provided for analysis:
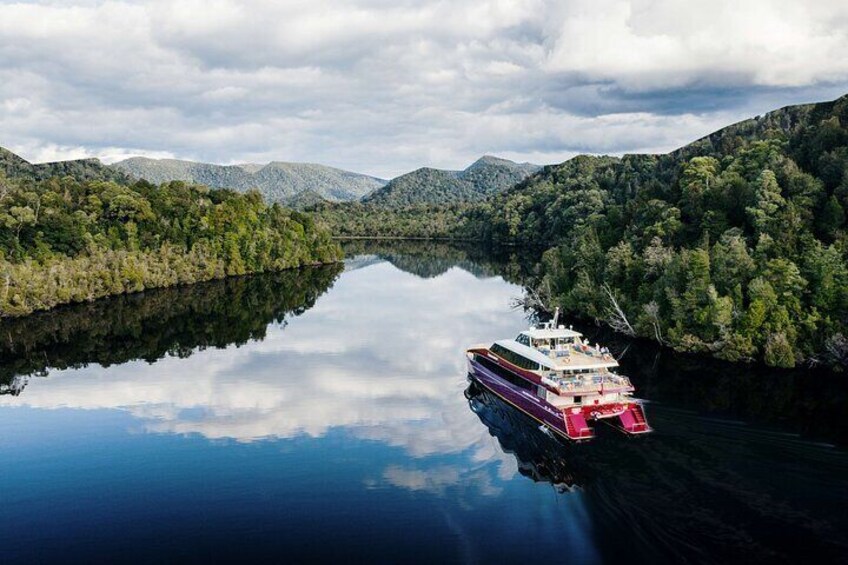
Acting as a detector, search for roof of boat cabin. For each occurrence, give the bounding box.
[492,339,555,370]
[520,327,582,340]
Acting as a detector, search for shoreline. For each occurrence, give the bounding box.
[0,259,343,320]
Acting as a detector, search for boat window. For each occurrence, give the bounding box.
[475,355,535,391]
[491,343,541,371]
[574,396,582,404]
[515,334,531,347]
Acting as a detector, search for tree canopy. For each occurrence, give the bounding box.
[0,174,341,317]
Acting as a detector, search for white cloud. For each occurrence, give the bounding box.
[544,0,848,89]
[0,0,847,177]
[9,142,177,164]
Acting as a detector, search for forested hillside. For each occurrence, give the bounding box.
[282,188,330,210]
[313,155,539,236]
[312,201,470,239]
[0,172,341,317]
[112,157,385,203]
[361,156,540,208]
[461,94,848,368]
[7,92,848,367]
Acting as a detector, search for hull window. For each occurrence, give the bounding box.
[475,355,535,391]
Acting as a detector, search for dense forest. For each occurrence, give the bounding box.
[471,95,848,368]
[0,171,341,317]
[313,201,469,238]
[324,94,848,368]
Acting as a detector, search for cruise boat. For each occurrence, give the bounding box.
[466,310,651,441]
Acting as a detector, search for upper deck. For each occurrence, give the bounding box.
[468,340,634,397]
[515,326,618,371]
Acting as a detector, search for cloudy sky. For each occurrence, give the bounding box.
[1,0,848,178]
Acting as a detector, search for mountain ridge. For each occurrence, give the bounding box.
[361,156,541,208]
[111,156,386,203]
[1,148,542,209]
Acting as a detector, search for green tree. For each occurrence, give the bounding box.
[746,170,785,237]
[679,156,719,222]
[817,195,845,238]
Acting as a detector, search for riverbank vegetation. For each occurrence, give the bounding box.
[313,201,468,239]
[0,174,341,317]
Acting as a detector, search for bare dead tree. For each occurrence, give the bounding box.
[613,341,632,362]
[0,177,9,203]
[602,283,635,337]
[32,194,42,225]
[510,278,553,313]
[822,333,848,369]
[643,300,666,345]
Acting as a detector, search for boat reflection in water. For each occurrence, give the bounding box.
[465,378,585,493]
[465,376,848,564]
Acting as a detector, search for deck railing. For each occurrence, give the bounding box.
[547,373,632,393]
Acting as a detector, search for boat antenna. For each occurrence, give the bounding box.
[552,307,559,329]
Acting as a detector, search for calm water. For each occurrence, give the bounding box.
[2,242,847,564]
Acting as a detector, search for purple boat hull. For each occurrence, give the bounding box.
[467,356,584,442]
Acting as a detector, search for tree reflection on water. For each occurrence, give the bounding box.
[0,264,343,391]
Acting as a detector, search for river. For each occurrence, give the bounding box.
[1,241,846,564]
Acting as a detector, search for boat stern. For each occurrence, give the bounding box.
[562,408,595,441]
[616,402,652,435]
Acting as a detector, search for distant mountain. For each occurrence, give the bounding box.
[111,157,386,203]
[361,156,541,208]
[0,147,129,183]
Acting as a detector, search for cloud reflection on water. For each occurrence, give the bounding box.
[1,260,532,489]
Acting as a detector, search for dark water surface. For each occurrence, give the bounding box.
[2,242,847,564]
